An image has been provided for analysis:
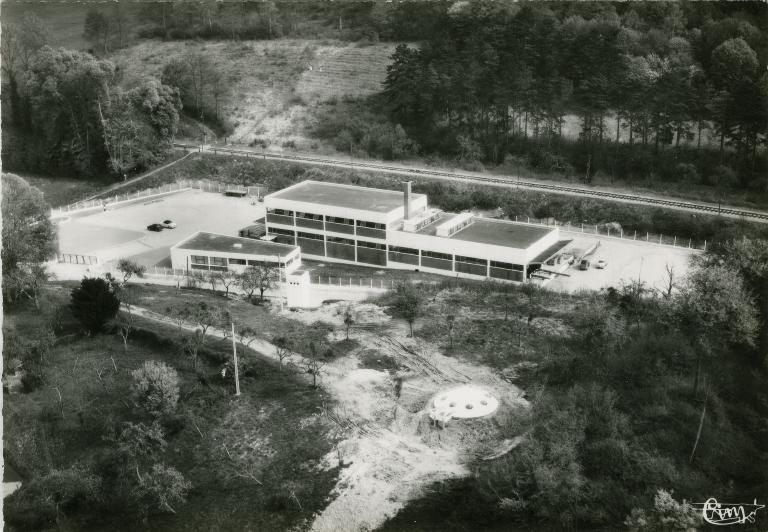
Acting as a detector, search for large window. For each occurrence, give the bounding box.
[421,250,453,270]
[210,257,227,267]
[389,246,419,266]
[266,208,295,226]
[229,258,247,265]
[357,220,385,230]
[297,231,325,256]
[356,220,387,239]
[269,208,294,216]
[455,255,487,276]
[357,240,385,250]
[296,212,323,220]
[327,235,355,261]
[327,216,354,225]
[268,227,294,236]
[190,255,208,265]
[296,211,324,229]
[490,261,523,271]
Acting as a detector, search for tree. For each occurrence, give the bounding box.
[70,277,121,335]
[218,270,240,298]
[4,263,51,308]
[83,9,111,53]
[625,489,703,531]
[181,302,225,370]
[393,283,422,337]
[1,174,55,275]
[114,295,136,352]
[239,263,279,303]
[117,258,147,284]
[675,264,758,394]
[134,463,191,515]
[130,361,180,417]
[446,313,456,349]
[343,306,355,340]
[5,465,101,529]
[303,341,326,388]
[115,421,167,464]
[273,336,293,371]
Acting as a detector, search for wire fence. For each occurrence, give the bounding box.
[51,179,268,216]
[510,215,707,251]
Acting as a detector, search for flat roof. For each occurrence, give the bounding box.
[530,240,573,264]
[449,219,553,249]
[175,232,298,256]
[268,180,425,213]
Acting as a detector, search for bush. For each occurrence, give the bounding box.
[5,465,101,530]
[21,370,46,393]
[131,361,180,418]
[70,277,120,334]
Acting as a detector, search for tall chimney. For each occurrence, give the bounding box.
[403,181,412,220]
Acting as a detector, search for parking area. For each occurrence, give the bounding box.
[57,189,264,267]
[546,232,699,293]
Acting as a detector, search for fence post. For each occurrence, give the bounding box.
[673,236,677,247]
[688,239,691,248]
[703,240,707,251]
[527,216,530,223]
[634,230,636,240]
[659,234,662,244]
[646,232,649,241]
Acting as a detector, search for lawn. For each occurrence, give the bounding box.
[3,283,341,531]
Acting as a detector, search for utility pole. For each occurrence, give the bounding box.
[231,321,240,397]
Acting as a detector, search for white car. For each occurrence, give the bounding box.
[162,219,177,229]
[595,259,607,269]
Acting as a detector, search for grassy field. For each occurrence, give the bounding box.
[3,283,340,531]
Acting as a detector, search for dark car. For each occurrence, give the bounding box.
[147,223,164,232]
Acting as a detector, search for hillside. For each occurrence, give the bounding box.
[112,39,397,148]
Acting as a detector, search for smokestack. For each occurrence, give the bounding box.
[403,181,412,220]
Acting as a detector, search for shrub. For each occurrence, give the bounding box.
[130,361,180,418]
[70,277,120,334]
[21,370,46,393]
[5,465,101,530]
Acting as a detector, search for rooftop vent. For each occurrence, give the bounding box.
[233,243,243,249]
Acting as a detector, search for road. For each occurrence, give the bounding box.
[170,143,768,224]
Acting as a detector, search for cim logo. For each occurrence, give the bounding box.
[693,498,765,526]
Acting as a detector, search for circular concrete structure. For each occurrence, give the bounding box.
[429,385,499,423]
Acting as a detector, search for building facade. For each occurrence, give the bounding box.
[263,180,570,283]
[170,231,302,275]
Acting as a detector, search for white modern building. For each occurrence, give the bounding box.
[263,180,572,283]
[170,231,302,274]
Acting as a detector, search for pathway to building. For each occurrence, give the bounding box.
[173,142,768,223]
[129,300,528,532]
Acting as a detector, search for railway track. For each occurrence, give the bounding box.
[174,143,768,223]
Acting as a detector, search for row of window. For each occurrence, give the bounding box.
[328,236,355,246]
[455,255,486,265]
[190,254,289,268]
[268,209,385,230]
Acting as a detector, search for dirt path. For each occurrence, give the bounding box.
[130,302,528,532]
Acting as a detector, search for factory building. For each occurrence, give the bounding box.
[263,180,571,282]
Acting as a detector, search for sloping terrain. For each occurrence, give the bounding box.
[111,39,396,147]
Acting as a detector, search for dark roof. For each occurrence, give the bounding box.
[175,232,297,256]
[269,180,424,213]
[449,219,553,249]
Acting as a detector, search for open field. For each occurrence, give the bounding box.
[56,189,263,267]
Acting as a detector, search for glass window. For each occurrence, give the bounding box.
[190,255,208,265]
[490,261,523,271]
[327,236,355,246]
[357,241,385,250]
[328,216,354,225]
[390,246,418,255]
[422,250,452,261]
[296,211,323,220]
[455,255,486,265]
[210,257,227,267]
[229,258,246,265]
[297,231,324,240]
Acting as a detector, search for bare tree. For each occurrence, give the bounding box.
[117,258,146,284]
[303,342,326,389]
[207,271,221,293]
[239,263,279,303]
[660,263,677,299]
[115,304,135,352]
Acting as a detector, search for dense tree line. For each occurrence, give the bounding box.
[382,2,767,189]
[1,13,181,178]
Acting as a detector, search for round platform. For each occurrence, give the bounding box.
[428,385,499,422]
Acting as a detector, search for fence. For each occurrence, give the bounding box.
[511,215,707,251]
[58,253,99,265]
[51,179,269,216]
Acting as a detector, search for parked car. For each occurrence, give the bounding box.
[147,223,164,232]
[595,259,608,269]
[162,219,177,229]
[579,259,590,270]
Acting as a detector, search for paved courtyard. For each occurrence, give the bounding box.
[546,232,699,293]
[56,189,264,267]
